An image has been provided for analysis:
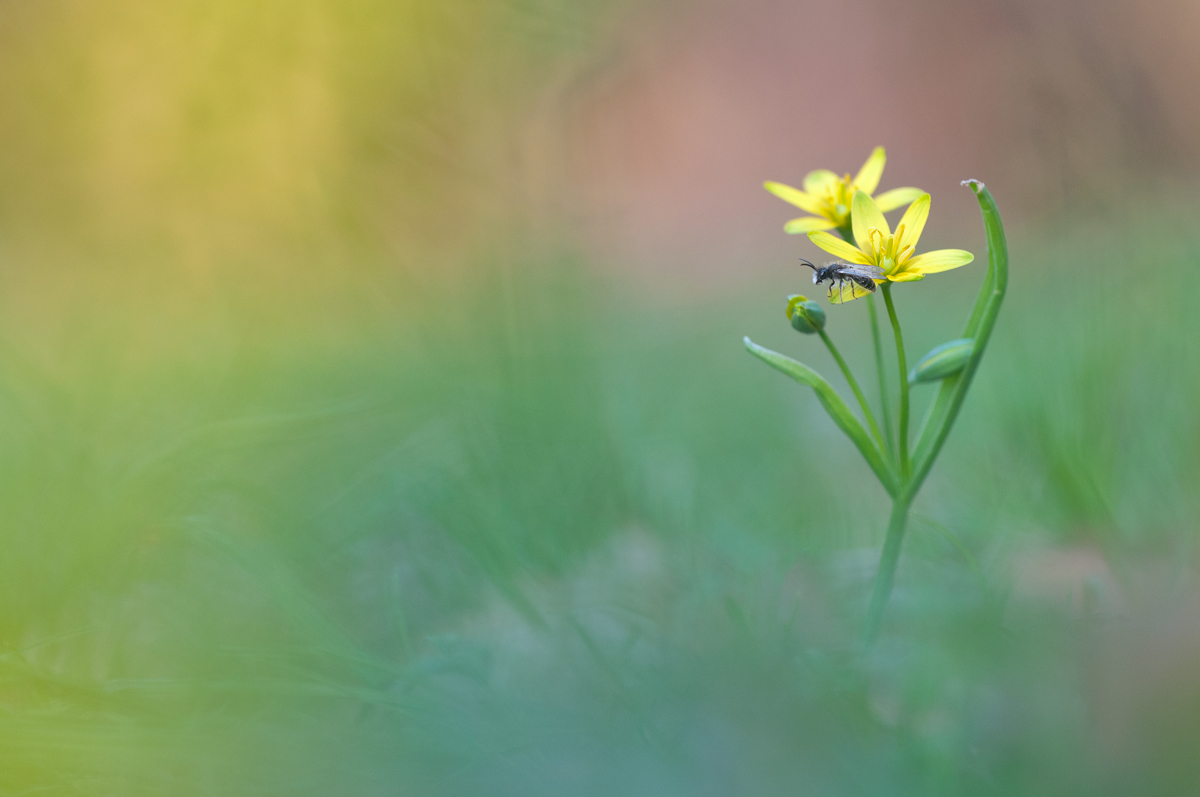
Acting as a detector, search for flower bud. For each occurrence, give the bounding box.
[909,338,974,384]
[786,294,826,334]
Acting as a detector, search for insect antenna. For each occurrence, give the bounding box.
[798,258,817,272]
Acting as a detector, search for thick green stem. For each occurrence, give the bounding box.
[880,284,910,480]
[861,495,911,646]
[866,295,894,462]
[818,329,887,457]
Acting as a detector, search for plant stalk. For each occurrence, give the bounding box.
[880,284,910,480]
[837,222,896,468]
[861,494,912,647]
[866,295,894,463]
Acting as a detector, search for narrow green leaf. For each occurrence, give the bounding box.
[909,181,1008,493]
[744,337,896,495]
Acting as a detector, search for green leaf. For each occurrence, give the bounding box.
[909,338,974,385]
[744,337,896,495]
[909,180,1008,492]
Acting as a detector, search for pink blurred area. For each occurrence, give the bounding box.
[554,0,1200,285]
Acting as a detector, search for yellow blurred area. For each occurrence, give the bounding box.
[0,0,597,287]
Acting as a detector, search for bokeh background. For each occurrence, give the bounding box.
[2,0,1200,793]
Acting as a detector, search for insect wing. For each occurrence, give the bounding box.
[827,279,875,304]
[837,265,885,281]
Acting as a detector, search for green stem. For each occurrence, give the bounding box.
[880,284,910,480]
[839,223,896,468]
[861,494,911,647]
[866,295,894,463]
[818,329,887,457]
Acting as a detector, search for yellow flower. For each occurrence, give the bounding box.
[764,147,924,234]
[805,190,974,302]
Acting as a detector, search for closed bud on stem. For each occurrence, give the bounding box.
[909,338,974,384]
[786,295,826,334]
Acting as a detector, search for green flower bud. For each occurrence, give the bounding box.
[909,338,974,384]
[786,294,826,334]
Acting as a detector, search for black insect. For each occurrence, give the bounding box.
[799,258,885,303]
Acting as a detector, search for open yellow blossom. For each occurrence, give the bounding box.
[764,147,924,234]
[805,190,973,303]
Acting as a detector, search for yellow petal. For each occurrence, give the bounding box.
[851,190,889,253]
[803,169,839,194]
[874,187,925,212]
[853,146,886,195]
[807,231,872,265]
[887,272,925,282]
[895,193,930,251]
[826,280,874,304]
[764,181,823,215]
[904,249,975,274]
[785,216,838,234]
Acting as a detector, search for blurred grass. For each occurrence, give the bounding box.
[0,0,1198,794]
[0,202,1197,794]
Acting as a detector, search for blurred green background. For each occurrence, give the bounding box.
[1,0,1200,794]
